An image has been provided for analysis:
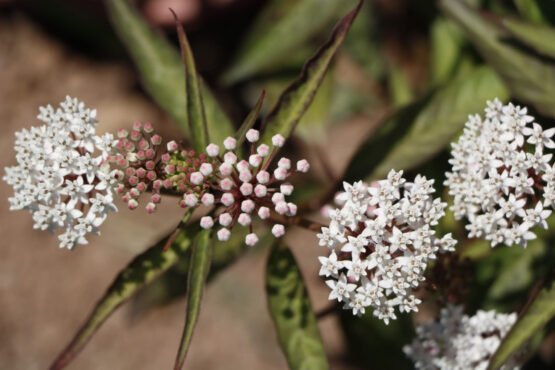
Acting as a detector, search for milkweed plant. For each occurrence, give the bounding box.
[4,0,555,369]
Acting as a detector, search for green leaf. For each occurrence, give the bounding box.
[174,229,212,370]
[488,279,555,370]
[173,12,209,152]
[235,90,266,147]
[222,0,355,85]
[266,242,328,370]
[344,66,508,183]
[429,18,469,85]
[259,0,362,148]
[503,17,555,59]
[514,0,547,24]
[105,0,233,144]
[49,222,200,370]
[388,63,413,107]
[440,0,555,118]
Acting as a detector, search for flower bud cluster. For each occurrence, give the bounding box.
[404,304,519,370]
[317,170,456,323]
[445,99,554,247]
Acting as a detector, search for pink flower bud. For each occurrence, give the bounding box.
[241,199,255,213]
[257,144,270,157]
[221,193,234,206]
[130,130,141,141]
[153,180,163,190]
[254,184,267,197]
[146,171,157,181]
[239,170,252,183]
[277,158,291,170]
[245,233,259,246]
[280,183,294,196]
[136,182,147,192]
[240,183,253,196]
[287,203,297,216]
[167,140,178,151]
[151,194,161,204]
[296,159,310,173]
[258,206,270,220]
[236,160,249,172]
[190,172,204,185]
[275,201,288,215]
[200,216,214,229]
[206,143,219,157]
[217,228,231,241]
[223,136,237,150]
[274,167,288,181]
[165,164,176,174]
[133,121,142,131]
[145,149,155,159]
[161,153,171,163]
[219,163,232,176]
[128,176,139,186]
[238,213,251,226]
[125,167,135,177]
[220,178,233,191]
[143,122,154,133]
[272,192,285,204]
[136,168,146,178]
[272,224,285,238]
[219,213,232,227]
[256,171,270,184]
[117,128,128,138]
[127,199,138,210]
[249,154,263,167]
[146,202,156,214]
[246,129,260,143]
[184,194,198,207]
[201,193,215,206]
[200,163,213,176]
[272,134,285,147]
[224,152,237,164]
[163,179,172,188]
[129,188,140,198]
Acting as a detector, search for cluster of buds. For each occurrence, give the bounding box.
[107,122,164,213]
[109,123,309,247]
[196,129,309,246]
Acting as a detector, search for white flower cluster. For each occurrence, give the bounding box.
[445,99,554,247]
[404,305,519,370]
[317,170,456,323]
[3,96,118,250]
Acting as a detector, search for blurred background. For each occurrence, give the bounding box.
[1,0,554,369]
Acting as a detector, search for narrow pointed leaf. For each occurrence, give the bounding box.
[344,66,508,182]
[174,229,212,370]
[222,0,355,85]
[235,90,266,146]
[440,0,555,118]
[488,279,555,370]
[173,12,209,152]
[266,242,329,370]
[503,18,555,59]
[259,0,362,148]
[105,0,233,143]
[50,222,201,370]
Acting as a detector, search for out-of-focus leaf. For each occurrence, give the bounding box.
[49,222,201,370]
[236,90,266,147]
[259,1,362,148]
[105,0,233,144]
[440,0,555,118]
[388,63,413,107]
[503,18,555,59]
[222,0,355,85]
[174,13,208,152]
[174,229,212,370]
[340,308,413,369]
[266,242,328,370]
[514,0,547,24]
[487,279,555,370]
[344,66,508,183]
[430,18,468,85]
